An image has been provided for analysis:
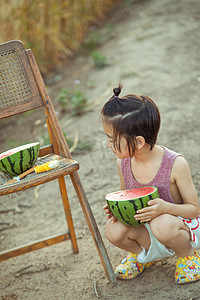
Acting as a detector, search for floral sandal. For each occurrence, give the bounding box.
[175,251,200,284]
[115,252,153,280]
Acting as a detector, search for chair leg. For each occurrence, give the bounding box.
[58,176,79,254]
[70,172,116,283]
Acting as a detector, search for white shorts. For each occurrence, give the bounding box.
[137,217,200,264]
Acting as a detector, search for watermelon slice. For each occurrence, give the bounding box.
[0,142,40,176]
[106,186,159,226]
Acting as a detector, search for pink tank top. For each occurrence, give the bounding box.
[121,146,181,204]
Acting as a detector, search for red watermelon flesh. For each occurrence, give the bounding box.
[106,186,159,226]
[0,151,13,159]
[106,187,156,201]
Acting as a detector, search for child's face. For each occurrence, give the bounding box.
[103,121,130,159]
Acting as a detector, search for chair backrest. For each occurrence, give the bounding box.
[0,40,44,119]
[0,40,72,159]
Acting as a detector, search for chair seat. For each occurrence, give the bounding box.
[0,154,79,196]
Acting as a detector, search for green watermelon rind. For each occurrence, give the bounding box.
[0,142,40,176]
[106,186,159,227]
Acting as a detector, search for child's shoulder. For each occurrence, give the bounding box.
[160,145,189,171]
[161,146,191,181]
[161,145,180,155]
[173,155,189,170]
[161,145,184,159]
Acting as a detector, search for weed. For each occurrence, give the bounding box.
[56,89,88,115]
[70,91,88,116]
[91,51,107,69]
[55,89,70,112]
[81,31,103,53]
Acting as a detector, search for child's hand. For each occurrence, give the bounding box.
[134,198,167,222]
[103,204,118,223]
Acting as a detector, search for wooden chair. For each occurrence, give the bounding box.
[0,40,116,282]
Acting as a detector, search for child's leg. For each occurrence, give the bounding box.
[105,218,153,279]
[149,214,193,257]
[105,217,151,253]
[149,214,200,284]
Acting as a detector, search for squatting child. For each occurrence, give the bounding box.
[101,85,200,284]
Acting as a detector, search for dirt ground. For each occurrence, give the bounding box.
[1,0,200,299]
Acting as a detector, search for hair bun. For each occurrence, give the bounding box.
[113,84,122,97]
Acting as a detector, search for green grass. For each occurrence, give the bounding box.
[91,50,107,69]
[56,88,88,115]
[81,31,103,53]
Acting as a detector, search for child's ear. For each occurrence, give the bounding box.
[135,136,145,149]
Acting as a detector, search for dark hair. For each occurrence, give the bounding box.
[101,85,161,154]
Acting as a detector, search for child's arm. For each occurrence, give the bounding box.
[117,158,126,190]
[167,156,199,217]
[103,159,125,222]
[135,156,200,222]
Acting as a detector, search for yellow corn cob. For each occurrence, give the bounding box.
[34,160,59,173]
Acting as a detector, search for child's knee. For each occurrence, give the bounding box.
[150,214,175,243]
[105,219,117,243]
[105,219,129,245]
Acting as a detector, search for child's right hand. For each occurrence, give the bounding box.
[103,204,118,223]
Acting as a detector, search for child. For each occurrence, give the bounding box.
[101,85,200,284]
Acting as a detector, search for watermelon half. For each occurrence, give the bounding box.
[106,186,159,226]
[0,142,40,176]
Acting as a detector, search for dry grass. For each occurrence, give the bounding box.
[0,0,122,74]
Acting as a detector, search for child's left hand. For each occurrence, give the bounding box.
[134,198,168,222]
